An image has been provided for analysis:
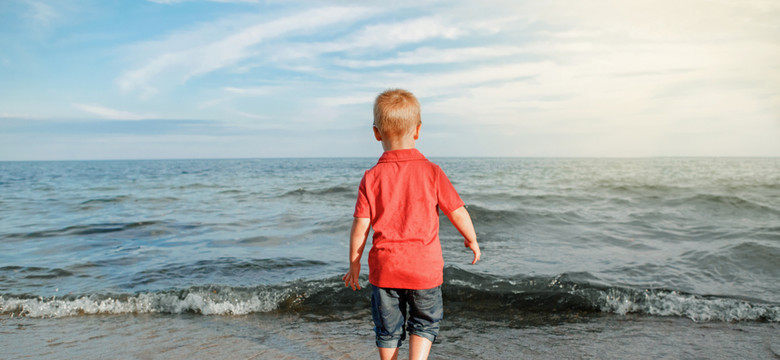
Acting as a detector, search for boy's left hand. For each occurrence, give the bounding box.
[342,263,361,290]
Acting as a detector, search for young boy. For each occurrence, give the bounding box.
[342,89,481,360]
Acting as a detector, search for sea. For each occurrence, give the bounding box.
[1,157,778,359]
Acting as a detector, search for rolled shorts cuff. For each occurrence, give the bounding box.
[408,330,436,344]
[375,335,404,349]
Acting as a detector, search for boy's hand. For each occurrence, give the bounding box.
[447,206,480,265]
[465,240,481,264]
[344,217,370,291]
[342,262,361,291]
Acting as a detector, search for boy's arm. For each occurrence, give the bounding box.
[342,217,370,290]
[446,206,481,264]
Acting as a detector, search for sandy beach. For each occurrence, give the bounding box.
[3,310,778,359]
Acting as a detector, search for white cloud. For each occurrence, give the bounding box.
[359,1,780,138]
[387,61,554,97]
[334,17,462,51]
[117,6,373,96]
[72,103,153,120]
[0,112,43,120]
[223,86,273,96]
[235,111,267,120]
[265,16,464,64]
[306,60,554,111]
[25,1,58,25]
[268,0,779,155]
[336,45,527,68]
[316,93,376,107]
[147,0,260,4]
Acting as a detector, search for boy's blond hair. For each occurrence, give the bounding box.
[373,89,421,136]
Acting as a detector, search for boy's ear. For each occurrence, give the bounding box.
[373,126,382,141]
[413,123,421,140]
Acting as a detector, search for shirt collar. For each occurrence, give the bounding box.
[377,148,426,163]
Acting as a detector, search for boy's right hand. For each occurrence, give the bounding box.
[342,262,361,291]
[465,240,481,265]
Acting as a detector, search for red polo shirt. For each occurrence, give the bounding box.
[353,149,464,289]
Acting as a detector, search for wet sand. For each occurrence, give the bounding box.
[2,311,778,359]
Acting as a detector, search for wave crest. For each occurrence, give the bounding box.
[0,287,291,318]
[2,270,778,322]
[597,288,778,322]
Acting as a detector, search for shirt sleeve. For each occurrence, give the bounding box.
[353,172,371,218]
[436,166,465,215]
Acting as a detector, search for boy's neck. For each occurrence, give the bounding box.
[375,124,421,152]
[381,137,416,152]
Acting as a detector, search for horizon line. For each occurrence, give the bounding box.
[2,155,779,162]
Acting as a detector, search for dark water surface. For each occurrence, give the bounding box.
[1,158,778,358]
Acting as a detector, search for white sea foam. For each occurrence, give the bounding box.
[597,288,780,322]
[0,289,289,318]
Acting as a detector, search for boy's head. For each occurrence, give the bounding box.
[373,89,421,137]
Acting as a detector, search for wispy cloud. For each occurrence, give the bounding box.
[315,93,377,107]
[235,111,267,120]
[330,17,462,51]
[25,0,58,25]
[269,17,464,64]
[147,0,260,4]
[382,61,554,97]
[223,86,273,96]
[117,6,373,97]
[72,103,153,120]
[0,112,43,120]
[335,45,526,68]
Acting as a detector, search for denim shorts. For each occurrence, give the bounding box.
[371,285,443,348]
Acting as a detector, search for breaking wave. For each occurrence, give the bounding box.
[3,268,777,322]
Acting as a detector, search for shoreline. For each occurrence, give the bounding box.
[3,312,778,359]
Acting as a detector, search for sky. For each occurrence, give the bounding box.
[1,0,779,160]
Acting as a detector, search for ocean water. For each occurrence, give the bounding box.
[1,158,778,359]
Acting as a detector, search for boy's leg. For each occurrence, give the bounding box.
[378,347,399,360]
[408,335,432,360]
[371,286,408,352]
[405,286,443,359]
